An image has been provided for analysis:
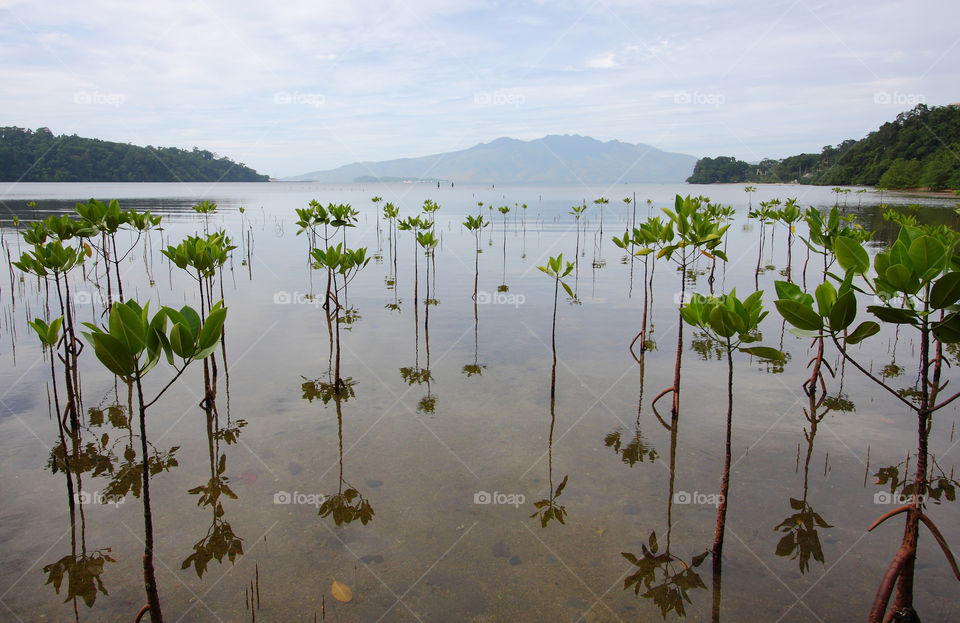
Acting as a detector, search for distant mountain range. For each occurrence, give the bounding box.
[284,135,697,184]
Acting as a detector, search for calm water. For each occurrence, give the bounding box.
[0,182,958,622]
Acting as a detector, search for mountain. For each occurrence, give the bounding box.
[0,126,269,182]
[285,135,697,184]
[687,104,960,189]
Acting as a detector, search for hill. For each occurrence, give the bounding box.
[0,126,269,182]
[285,135,697,184]
[687,104,960,189]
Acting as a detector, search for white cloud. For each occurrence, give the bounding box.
[0,0,958,176]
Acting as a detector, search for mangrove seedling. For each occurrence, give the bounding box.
[82,299,227,623]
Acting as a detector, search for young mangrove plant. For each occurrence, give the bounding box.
[310,244,370,391]
[82,298,227,623]
[744,185,757,211]
[614,216,667,361]
[775,198,802,282]
[15,236,87,430]
[680,290,783,619]
[773,223,960,623]
[531,254,575,527]
[651,195,729,420]
[463,214,488,301]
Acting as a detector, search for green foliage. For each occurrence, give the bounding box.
[686,156,750,183]
[14,240,86,277]
[688,105,960,188]
[657,195,729,263]
[0,126,269,182]
[775,222,960,345]
[161,232,235,279]
[538,254,575,299]
[462,214,488,231]
[878,158,923,189]
[82,299,227,381]
[310,244,370,277]
[681,290,783,360]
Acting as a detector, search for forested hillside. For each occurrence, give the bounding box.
[0,127,269,182]
[688,104,960,189]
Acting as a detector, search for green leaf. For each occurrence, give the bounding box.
[908,235,947,281]
[834,237,869,274]
[846,321,880,345]
[739,346,785,361]
[867,305,918,325]
[197,305,227,351]
[110,301,147,354]
[169,323,194,359]
[815,282,836,317]
[709,305,739,338]
[87,332,136,378]
[775,280,813,306]
[884,264,919,294]
[774,299,823,332]
[561,281,574,299]
[933,313,960,343]
[829,291,856,331]
[931,272,960,309]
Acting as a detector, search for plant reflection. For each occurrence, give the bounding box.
[773,391,834,573]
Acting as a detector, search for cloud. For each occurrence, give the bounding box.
[0,0,957,177]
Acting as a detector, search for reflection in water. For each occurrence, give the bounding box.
[44,402,118,618]
[182,362,246,578]
[621,271,707,617]
[302,375,374,525]
[774,391,834,574]
[531,257,571,528]
[621,419,707,618]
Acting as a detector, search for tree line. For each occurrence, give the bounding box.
[0,126,269,182]
[688,104,960,190]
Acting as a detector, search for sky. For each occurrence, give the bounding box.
[1,0,958,178]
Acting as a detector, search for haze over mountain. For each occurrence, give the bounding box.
[285,135,697,184]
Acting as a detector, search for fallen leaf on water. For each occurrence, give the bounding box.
[331,580,353,602]
[595,528,606,537]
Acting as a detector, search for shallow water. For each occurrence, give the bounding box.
[0,182,958,622]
